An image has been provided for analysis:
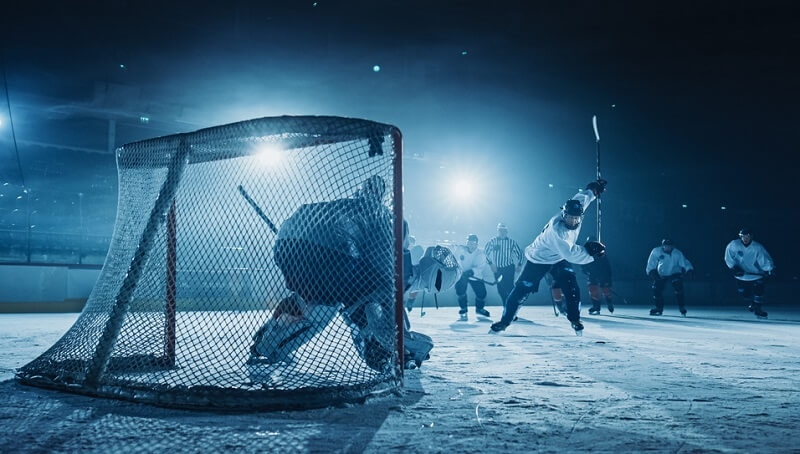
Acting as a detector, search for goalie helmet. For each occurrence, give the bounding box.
[561,199,584,230]
[416,245,461,294]
[355,175,386,202]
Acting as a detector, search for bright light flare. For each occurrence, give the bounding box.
[253,143,285,168]
[447,171,482,206]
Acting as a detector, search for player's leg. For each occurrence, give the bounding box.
[491,262,545,331]
[671,275,687,315]
[455,275,469,319]
[552,261,582,330]
[650,278,666,315]
[472,280,489,317]
[601,284,614,312]
[750,279,768,317]
[587,280,602,314]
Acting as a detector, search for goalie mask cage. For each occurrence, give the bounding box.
[16,115,405,411]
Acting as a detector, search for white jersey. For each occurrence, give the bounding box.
[454,245,494,282]
[724,239,774,281]
[645,246,693,277]
[524,189,596,265]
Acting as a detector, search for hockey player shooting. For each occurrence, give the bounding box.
[489,179,607,335]
[248,175,458,371]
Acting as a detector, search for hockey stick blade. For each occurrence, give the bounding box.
[468,276,498,286]
[237,185,279,234]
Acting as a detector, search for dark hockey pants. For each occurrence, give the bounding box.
[500,260,581,324]
[652,274,685,311]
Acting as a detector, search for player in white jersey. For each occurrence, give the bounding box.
[490,179,608,335]
[453,234,493,320]
[724,228,774,318]
[645,238,695,316]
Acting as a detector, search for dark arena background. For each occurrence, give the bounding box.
[1,1,798,452]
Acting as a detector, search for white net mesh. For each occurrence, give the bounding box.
[17,116,403,410]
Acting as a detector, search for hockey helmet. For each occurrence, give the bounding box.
[739,228,753,245]
[661,238,674,246]
[561,199,584,230]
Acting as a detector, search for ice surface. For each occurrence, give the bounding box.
[2,304,799,452]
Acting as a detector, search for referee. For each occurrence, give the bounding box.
[483,223,524,305]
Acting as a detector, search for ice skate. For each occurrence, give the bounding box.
[588,303,601,315]
[751,304,768,319]
[649,308,663,316]
[476,308,491,318]
[607,302,614,313]
[458,309,468,321]
[679,306,687,317]
[489,321,508,333]
[571,320,584,336]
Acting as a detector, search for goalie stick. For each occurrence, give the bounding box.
[237,185,278,234]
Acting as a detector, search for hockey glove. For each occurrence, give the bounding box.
[730,265,745,277]
[584,240,606,257]
[648,269,660,280]
[462,269,475,279]
[586,179,608,196]
[683,269,695,279]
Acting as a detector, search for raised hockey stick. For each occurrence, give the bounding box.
[592,115,602,243]
[237,185,278,234]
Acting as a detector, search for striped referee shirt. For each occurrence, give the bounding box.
[484,236,524,268]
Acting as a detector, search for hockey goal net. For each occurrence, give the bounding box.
[16,115,405,410]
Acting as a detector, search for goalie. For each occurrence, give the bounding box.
[248,176,459,372]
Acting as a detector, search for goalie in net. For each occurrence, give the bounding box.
[249,175,460,371]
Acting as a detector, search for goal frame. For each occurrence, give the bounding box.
[16,116,406,410]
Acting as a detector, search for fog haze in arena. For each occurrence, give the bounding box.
[1,1,797,279]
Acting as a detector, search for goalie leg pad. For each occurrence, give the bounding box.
[404,330,434,367]
[250,303,339,364]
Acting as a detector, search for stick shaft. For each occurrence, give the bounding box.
[593,115,602,243]
[237,185,278,234]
